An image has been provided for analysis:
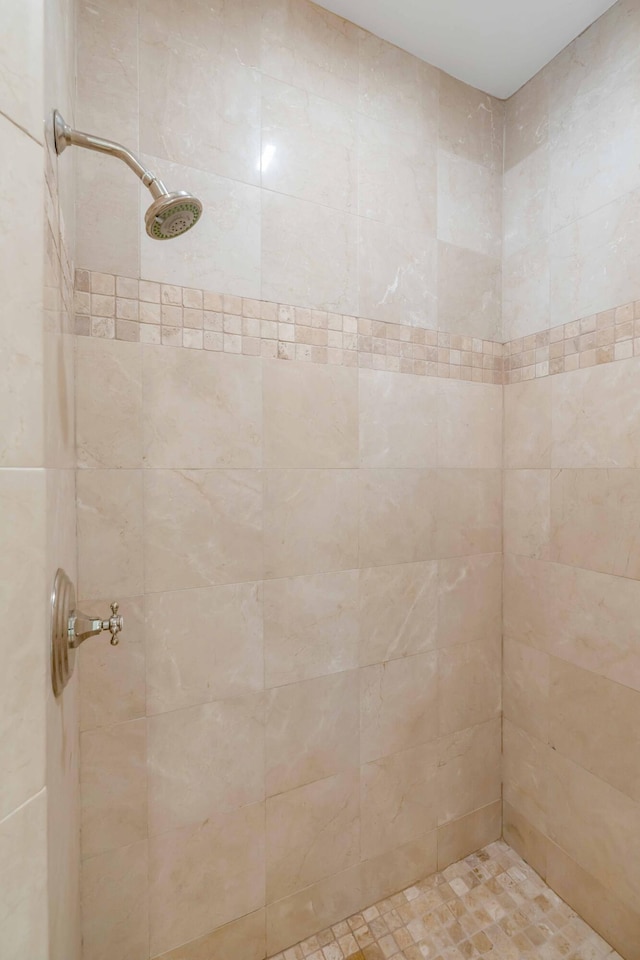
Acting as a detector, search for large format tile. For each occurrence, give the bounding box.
[436,554,502,649]
[81,841,149,960]
[358,370,438,469]
[436,469,502,558]
[504,378,552,469]
[359,561,437,667]
[0,791,48,960]
[358,470,437,567]
[437,151,501,258]
[437,242,501,340]
[437,719,501,826]
[438,637,501,736]
[437,381,502,468]
[438,73,503,172]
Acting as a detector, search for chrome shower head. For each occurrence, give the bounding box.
[145,191,203,240]
[53,110,203,241]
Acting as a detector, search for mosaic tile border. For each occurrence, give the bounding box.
[267,841,618,960]
[73,270,503,384]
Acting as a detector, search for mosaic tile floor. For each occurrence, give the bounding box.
[269,841,621,960]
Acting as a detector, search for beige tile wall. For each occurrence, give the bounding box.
[76,337,503,960]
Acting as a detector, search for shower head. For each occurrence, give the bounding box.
[145,191,203,239]
[53,110,203,240]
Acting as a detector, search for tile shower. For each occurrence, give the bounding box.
[2,1,640,960]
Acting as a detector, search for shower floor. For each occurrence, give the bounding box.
[268,841,620,960]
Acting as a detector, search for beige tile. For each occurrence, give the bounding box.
[548,749,640,912]
[144,469,262,591]
[266,671,359,796]
[437,242,501,340]
[0,0,43,138]
[502,801,549,881]
[146,582,263,714]
[79,596,146,731]
[502,719,549,836]
[358,470,437,567]
[503,145,549,258]
[439,73,503,171]
[264,570,358,688]
[264,470,358,579]
[504,469,550,559]
[76,338,142,468]
[360,652,438,763]
[503,637,549,743]
[148,803,265,957]
[155,909,265,960]
[550,658,640,803]
[0,469,45,821]
[266,771,360,902]
[438,719,501,825]
[504,70,549,171]
[264,360,358,468]
[359,561,437,667]
[438,637,501,735]
[81,840,149,960]
[437,150,501,258]
[502,239,550,340]
[361,743,439,860]
[437,553,501,649]
[436,469,502,558]
[504,378,552,468]
[0,790,48,960]
[147,695,264,835]
[359,830,438,909]
[262,76,357,211]
[358,370,438,469]
[550,468,640,578]
[143,346,262,468]
[551,357,640,468]
[80,719,147,858]
[436,800,501,872]
[77,469,144,599]
[438,381,502,468]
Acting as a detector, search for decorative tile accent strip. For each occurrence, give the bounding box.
[503,302,640,384]
[74,270,503,384]
[266,841,617,960]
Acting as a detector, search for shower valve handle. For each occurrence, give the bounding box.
[107,602,123,645]
[68,601,124,648]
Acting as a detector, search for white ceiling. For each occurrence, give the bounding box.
[317,0,619,98]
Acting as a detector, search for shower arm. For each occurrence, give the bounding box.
[53,110,169,201]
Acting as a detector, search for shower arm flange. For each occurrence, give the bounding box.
[53,109,169,201]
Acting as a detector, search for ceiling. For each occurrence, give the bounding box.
[317,0,619,98]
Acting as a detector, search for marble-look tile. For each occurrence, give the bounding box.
[143,346,262,468]
[140,157,261,298]
[504,70,549,171]
[77,469,144,599]
[358,115,436,232]
[359,561,437,667]
[360,652,438,763]
[76,338,142,468]
[358,370,438,469]
[502,239,550,340]
[550,658,640,803]
[550,468,640,578]
[148,803,265,957]
[261,0,361,108]
[437,242,501,340]
[264,470,358,579]
[438,637,501,735]
[147,695,264,834]
[81,840,149,960]
[0,470,45,820]
[436,469,502,558]
[504,377,552,468]
[266,770,360,902]
[264,570,358,688]
[262,190,357,314]
[503,800,549,881]
[437,553,501,649]
[263,360,357,468]
[261,76,356,210]
[503,145,549,258]
[437,151,501,258]
[144,469,263,591]
[79,596,146,731]
[75,150,141,278]
[436,802,501,871]
[146,582,263,714]
[361,743,439,860]
[438,73,503,172]
[0,0,43,139]
[155,909,265,960]
[0,790,48,960]
[358,219,437,327]
[504,469,550,559]
[438,719,501,825]
[266,671,359,796]
[0,118,43,467]
[359,469,437,568]
[503,637,550,743]
[502,719,550,836]
[80,718,147,858]
[438,381,502,468]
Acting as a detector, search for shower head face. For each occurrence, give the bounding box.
[145,191,203,240]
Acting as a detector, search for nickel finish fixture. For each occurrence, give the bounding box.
[50,568,124,697]
[52,110,203,239]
